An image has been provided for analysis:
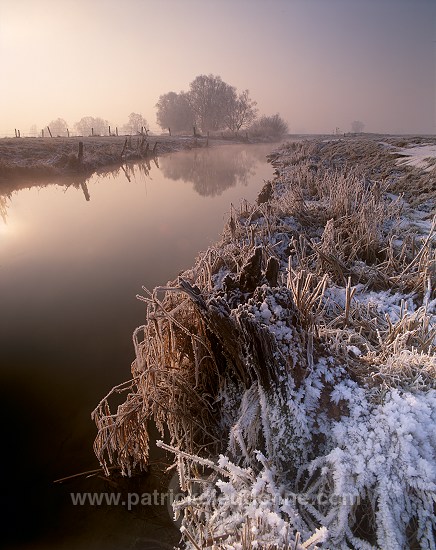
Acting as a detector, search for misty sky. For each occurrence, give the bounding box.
[1,0,435,136]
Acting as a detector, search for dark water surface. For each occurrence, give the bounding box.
[0,143,274,549]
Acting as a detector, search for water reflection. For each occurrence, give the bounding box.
[0,161,150,221]
[0,194,7,223]
[0,172,92,222]
[159,145,258,196]
[0,145,265,224]
[0,143,274,548]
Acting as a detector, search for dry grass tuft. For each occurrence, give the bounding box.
[93,286,221,475]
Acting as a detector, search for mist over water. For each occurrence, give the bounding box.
[0,143,274,548]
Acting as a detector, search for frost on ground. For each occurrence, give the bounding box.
[0,135,202,184]
[394,143,436,172]
[93,137,435,549]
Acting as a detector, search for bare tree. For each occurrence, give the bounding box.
[75,116,109,136]
[188,74,236,133]
[225,89,258,135]
[156,91,194,133]
[155,74,261,136]
[351,120,365,133]
[47,118,68,136]
[122,113,149,135]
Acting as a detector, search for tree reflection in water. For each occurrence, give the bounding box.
[158,145,259,197]
[0,173,92,223]
[0,194,8,224]
[0,144,268,223]
[0,160,152,222]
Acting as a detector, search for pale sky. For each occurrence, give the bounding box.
[0,0,435,136]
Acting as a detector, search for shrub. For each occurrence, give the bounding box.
[249,113,288,139]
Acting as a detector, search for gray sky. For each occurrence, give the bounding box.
[1,0,435,135]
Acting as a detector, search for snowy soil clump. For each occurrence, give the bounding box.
[93,137,435,549]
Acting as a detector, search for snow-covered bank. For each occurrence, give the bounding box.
[93,137,435,549]
[394,143,436,172]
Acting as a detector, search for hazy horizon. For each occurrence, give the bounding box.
[1,0,435,137]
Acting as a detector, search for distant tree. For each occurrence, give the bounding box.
[225,89,258,135]
[47,118,68,137]
[29,124,38,137]
[156,74,261,135]
[249,114,288,139]
[75,116,109,136]
[156,91,194,133]
[187,74,236,133]
[351,120,365,133]
[122,112,149,135]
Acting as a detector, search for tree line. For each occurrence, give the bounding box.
[156,74,288,138]
[37,74,288,139]
[42,112,149,138]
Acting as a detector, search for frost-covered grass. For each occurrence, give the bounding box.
[0,135,202,184]
[93,137,435,549]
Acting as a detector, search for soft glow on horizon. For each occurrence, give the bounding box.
[0,0,435,136]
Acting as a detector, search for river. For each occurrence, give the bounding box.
[0,143,274,549]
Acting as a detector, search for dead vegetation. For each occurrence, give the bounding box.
[92,137,435,548]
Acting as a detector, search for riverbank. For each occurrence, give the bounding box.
[0,133,260,185]
[93,136,435,548]
[0,135,203,183]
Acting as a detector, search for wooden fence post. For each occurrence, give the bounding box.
[47,126,53,138]
[108,126,111,136]
[78,141,83,162]
[116,127,118,136]
[120,138,127,158]
[14,129,17,138]
[91,127,94,136]
[168,127,171,136]
[67,129,70,138]
[193,126,196,137]
[41,129,44,138]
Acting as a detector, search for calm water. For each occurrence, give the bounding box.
[0,143,274,549]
